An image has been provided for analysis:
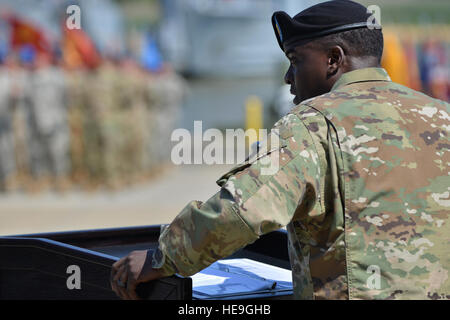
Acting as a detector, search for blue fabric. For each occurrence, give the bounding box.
[140,33,163,72]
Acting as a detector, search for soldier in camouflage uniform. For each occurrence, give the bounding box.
[116,63,146,184]
[144,71,185,171]
[89,61,119,188]
[9,56,33,191]
[111,0,449,300]
[29,55,70,187]
[0,65,16,191]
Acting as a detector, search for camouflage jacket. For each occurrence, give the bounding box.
[153,68,450,300]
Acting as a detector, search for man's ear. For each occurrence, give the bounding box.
[326,46,345,79]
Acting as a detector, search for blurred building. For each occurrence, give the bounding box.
[158,0,321,77]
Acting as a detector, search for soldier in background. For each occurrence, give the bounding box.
[9,49,33,192]
[29,53,70,190]
[67,65,107,190]
[0,61,16,191]
[111,1,449,300]
[117,59,148,184]
[95,57,136,190]
[144,69,185,172]
[78,66,108,189]
[66,68,87,187]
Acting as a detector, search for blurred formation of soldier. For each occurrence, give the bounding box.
[66,58,185,190]
[0,52,185,191]
[111,0,449,300]
[0,9,186,192]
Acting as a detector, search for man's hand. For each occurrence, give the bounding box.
[110,250,165,300]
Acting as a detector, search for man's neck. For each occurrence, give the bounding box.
[345,56,380,72]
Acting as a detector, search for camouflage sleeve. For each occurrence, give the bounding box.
[152,189,260,277]
[153,112,320,277]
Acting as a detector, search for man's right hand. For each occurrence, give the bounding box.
[110,250,165,300]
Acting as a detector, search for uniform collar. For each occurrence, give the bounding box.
[331,67,391,91]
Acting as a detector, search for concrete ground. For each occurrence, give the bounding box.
[0,164,233,236]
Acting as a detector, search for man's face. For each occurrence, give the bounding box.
[283,42,332,104]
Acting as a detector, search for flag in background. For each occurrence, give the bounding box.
[7,14,51,56]
[62,25,101,69]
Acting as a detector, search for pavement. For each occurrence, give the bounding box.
[0,163,233,236]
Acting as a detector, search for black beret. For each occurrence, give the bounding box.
[272,0,378,50]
